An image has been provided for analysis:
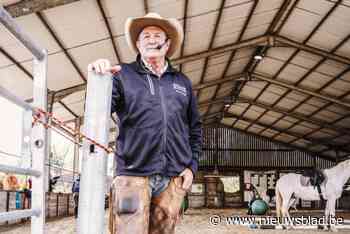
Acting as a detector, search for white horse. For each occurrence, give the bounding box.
[275,159,350,231]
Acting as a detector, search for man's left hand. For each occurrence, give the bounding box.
[179,168,193,191]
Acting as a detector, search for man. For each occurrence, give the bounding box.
[89,13,202,234]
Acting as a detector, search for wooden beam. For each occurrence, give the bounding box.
[275,35,350,65]
[4,0,80,18]
[193,73,244,90]
[173,35,270,65]
[224,112,350,154]
[238,96,350,137]
[252,72,350,109]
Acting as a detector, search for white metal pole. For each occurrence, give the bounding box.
[0,209,41,223]
[0,6,45,60]
[0,164,41,177]
[31,49,48,234]
[77,71,112,234]
[0,85,36,111]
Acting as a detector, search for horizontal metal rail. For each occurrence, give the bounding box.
[0,209,41,223]
[0,164,41,177]
[0,85,35,111]
[0,6,45,60]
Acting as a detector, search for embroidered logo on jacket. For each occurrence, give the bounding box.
[173,83,187,96]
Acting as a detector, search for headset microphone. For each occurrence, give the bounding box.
[155,38,168,50]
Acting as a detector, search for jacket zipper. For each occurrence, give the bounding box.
[159,85,167,170]
[146,74,155,95]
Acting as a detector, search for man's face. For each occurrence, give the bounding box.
[136,26,170,59]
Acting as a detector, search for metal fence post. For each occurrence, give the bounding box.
[0,6,47,232]
[31,49,48,234]
[77,71,112,234]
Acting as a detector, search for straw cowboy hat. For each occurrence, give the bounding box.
[125,13,184,58]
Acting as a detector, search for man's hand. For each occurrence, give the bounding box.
[179,168,193,191]
[88,59,121,75]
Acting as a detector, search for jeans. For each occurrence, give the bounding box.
[149,174,171,197]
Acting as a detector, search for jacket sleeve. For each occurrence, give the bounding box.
[111,73,125,114]
[187,80,203,176]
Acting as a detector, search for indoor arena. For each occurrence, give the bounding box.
[0,0,350,233]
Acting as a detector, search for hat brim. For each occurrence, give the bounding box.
[125,16,183,58]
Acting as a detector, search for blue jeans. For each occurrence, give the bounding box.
[149,174,171,197]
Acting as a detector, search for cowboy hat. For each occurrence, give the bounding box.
[125,13,184,58]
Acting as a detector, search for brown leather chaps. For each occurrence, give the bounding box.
[109,176,186,234]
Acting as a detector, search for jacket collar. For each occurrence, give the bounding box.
[131,54,177,75]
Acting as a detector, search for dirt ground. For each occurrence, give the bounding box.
[1,208,350,234]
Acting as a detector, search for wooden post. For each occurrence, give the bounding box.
[56,194,59,217]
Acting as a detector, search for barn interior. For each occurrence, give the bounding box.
[0,0,350,233]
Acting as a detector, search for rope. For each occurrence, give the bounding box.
[34,108,113,153]
[0,107,113,178]
[32,114,82,147]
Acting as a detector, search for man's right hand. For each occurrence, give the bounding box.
[88,59,121,75]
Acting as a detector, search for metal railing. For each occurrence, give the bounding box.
[0,6,48,234]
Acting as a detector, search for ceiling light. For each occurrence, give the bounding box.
[254,54,263,60]
[254,45,265,60]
